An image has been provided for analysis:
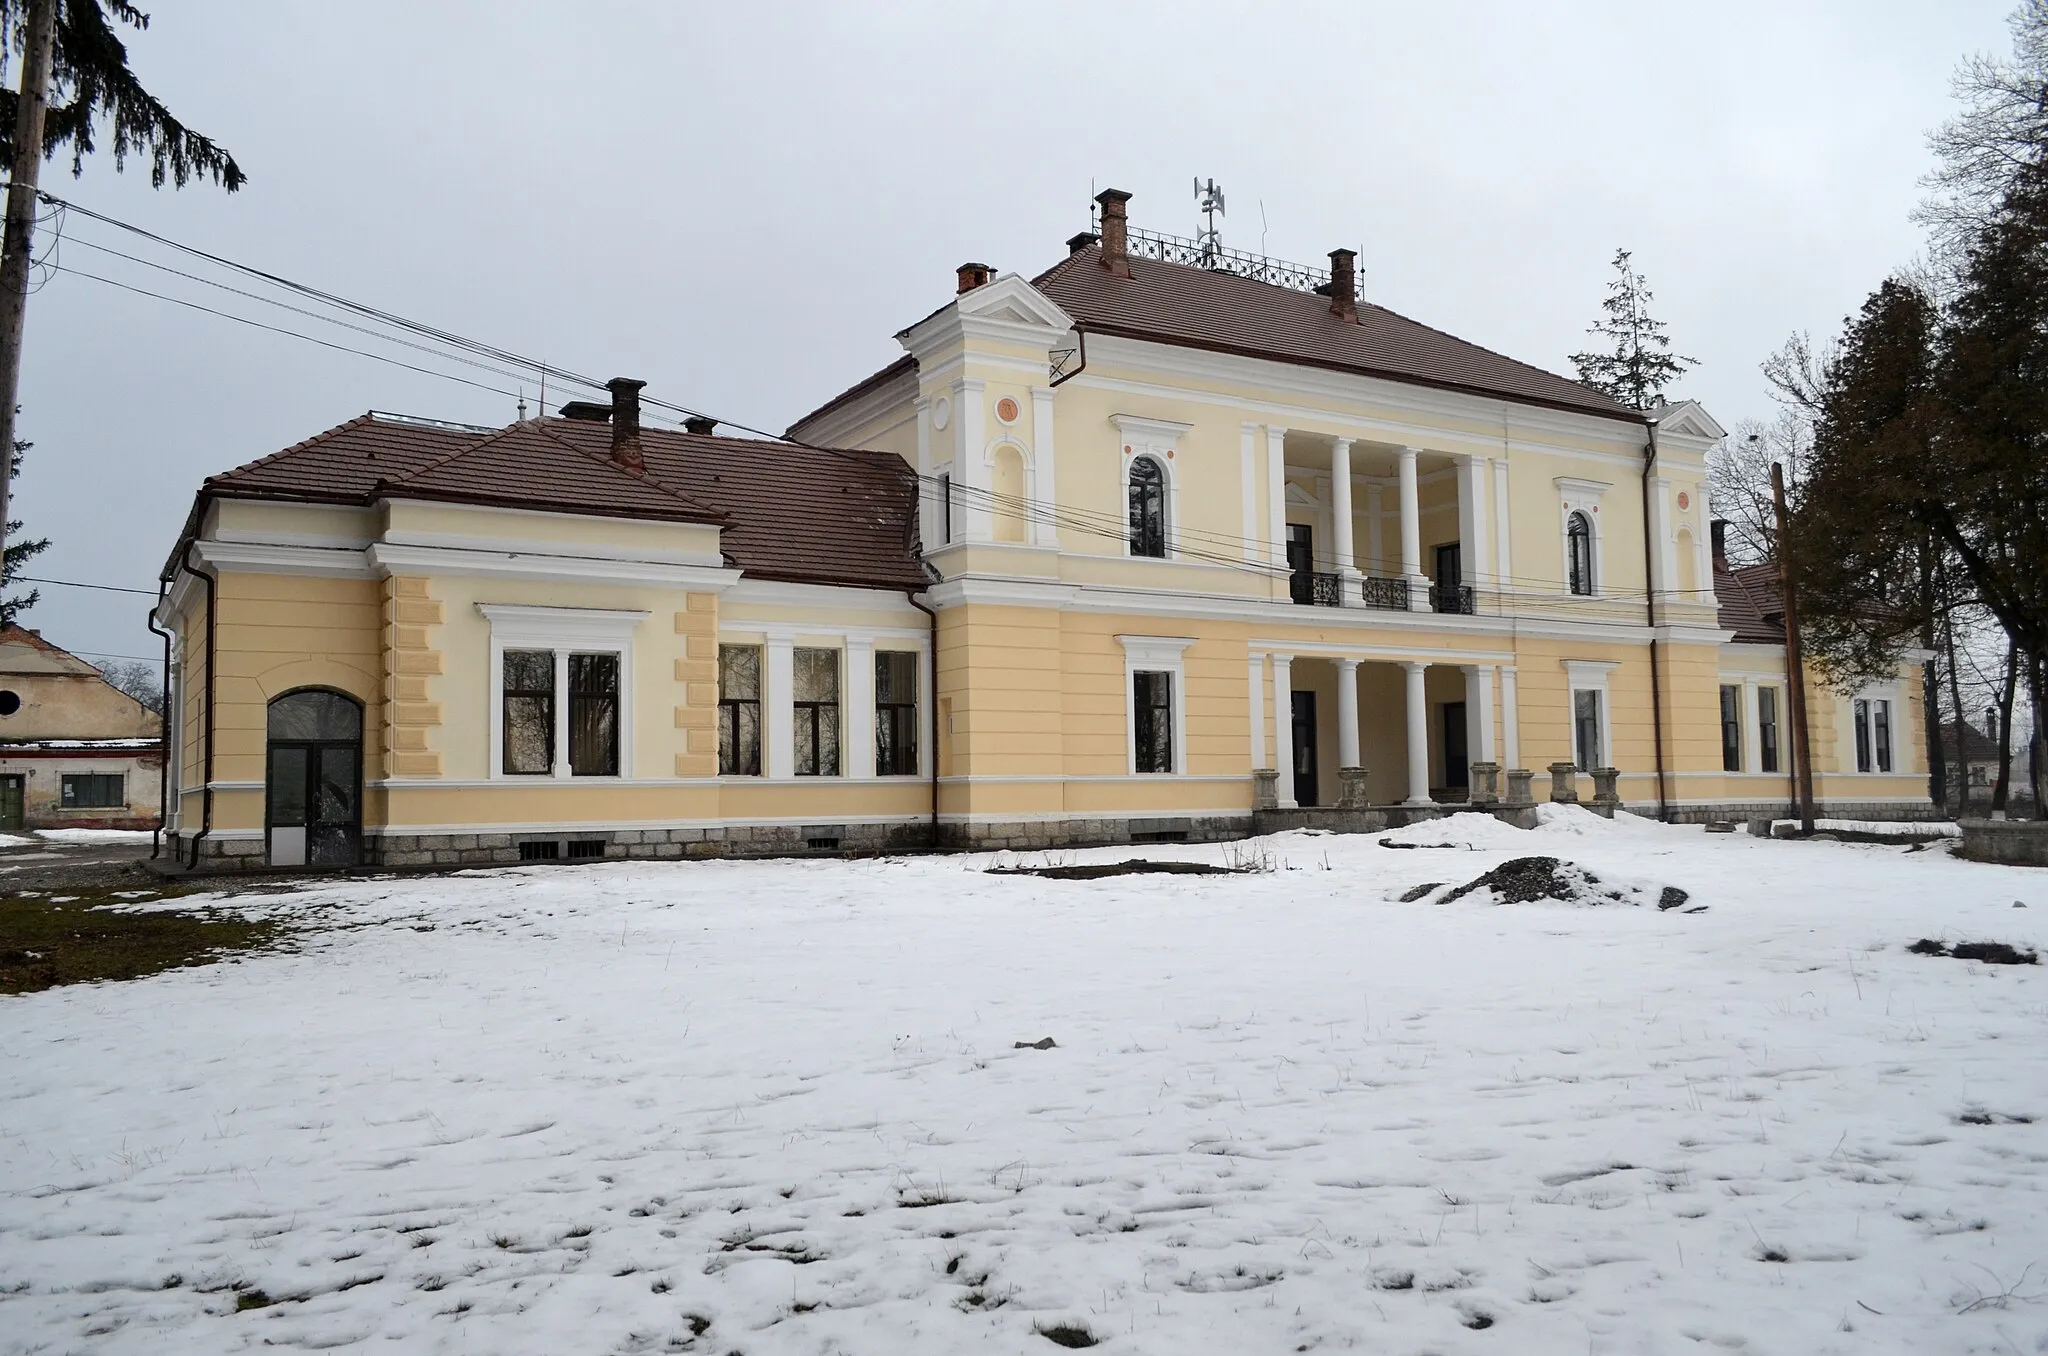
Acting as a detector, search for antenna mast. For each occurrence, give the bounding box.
[1193,177,1226,268]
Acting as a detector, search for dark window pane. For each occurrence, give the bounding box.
[505,695,552,774]
[268,690,362,741]
[1573,689,1602,770]
[719,645,760,701]
[1854,699,1871,772]
[316,745,358,824]
[1875,700,1892,773]
[876,651,918,775]
[267,747,308,826]
[1567,512,1594,596]
[794,648,839,704]
[720,645,762,776]
[1759,687,1780,773]
[794,648,840,776]
[569,653,619,776]
[1720,685,1742,772]
[1128,457,1166,558]
[1134,670,1174,774]
[61,772,126,808]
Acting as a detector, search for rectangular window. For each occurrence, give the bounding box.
[1134,670,1174,774]
[1720,684,1743,772]
[1758,687,1780,773]
[567,652,619,777]
[502,649,555,775]
[794,647,841,776]
[1573,689,1603,772]
[875,650,919,776]
[1873,699,1893,773]
[60,772,125,808]
[940,473,953,545]
[719,645,762,776]
[1854,698,1872,772]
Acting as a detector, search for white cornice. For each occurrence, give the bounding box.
[367,542,741,591]
[723,577,929,614]
[384,528,725,569]
[786,362,919,445]
[193,539,376,579]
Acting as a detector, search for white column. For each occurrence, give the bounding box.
[1030,385,1057,549]
[1501,665,1521,769]
[1331,439,1358,589]
[1337,658,1361,768]
[765,632,795,779]
[1466,664,1497,764]
[1247,652,1267,770]
[551,650,571,778]
[1265,426,1289,575]
[1239,423,1260,563]
[1403,661,1432,805]
[1648,475,1674,600]
[844,636,875,778]
[957,378,989,541]
[1492,458,1513,596]
[1741,676,1761,774]
[1365,484,1384,576]
[1458,454,1490,590]
[1398,446,1424,605]
[1270,653,1297,808]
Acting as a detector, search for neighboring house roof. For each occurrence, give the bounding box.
[0,624,108,677]
[1715,562,1785,645]
[1032,245,1645,424]
[193,412,926,592]
[1940,720,2002,763]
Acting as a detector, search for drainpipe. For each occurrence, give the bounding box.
[905,590,941,851]
[1640,419,1671,821]
[145,581,172,860]
[184,538,219,869]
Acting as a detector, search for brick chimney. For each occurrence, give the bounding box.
[1066,231,1098,256]
[956,262,993,294]
[683,415,716,436]
[1710,518,1728,571]
[1327,248,1358,322]
[608,376,645,471]
[1095,188,1132,278]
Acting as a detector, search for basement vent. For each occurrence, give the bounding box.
[519,840,561,862]
[566,839,606,860]
[806,836,842,851]
[1130,830,1189,844]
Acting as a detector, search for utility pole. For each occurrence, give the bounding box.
[0,0,57,568]
[1773,461,1816,834]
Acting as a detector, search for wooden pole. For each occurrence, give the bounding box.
[0,0,58,568]
[1773,462,1816,833]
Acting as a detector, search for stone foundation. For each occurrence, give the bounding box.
[1957,819,2048,868]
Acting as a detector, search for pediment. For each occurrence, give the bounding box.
[955,275,1075,333]
[1653,399,1726,441]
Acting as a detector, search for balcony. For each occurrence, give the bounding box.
[1360,576,1411,611]
[1429,583,1477,615]
[1290,569,1343,607]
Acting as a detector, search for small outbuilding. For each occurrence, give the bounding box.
[0,626,163,831]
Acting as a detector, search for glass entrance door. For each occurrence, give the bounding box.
[1291,690,1319,807]
[1441,701,1469,792]
[266,691,362,868]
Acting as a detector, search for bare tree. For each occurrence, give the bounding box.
[97,658,160,714]
[1709,410,1807,566]
[1918,0,2048,264]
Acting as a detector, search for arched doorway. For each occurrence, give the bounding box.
[266,689,362,867]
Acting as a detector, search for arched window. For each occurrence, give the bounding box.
[1566,511,1594,596]
[266,689,363,868]
[1128,456,1166,558]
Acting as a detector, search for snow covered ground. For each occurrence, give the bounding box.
[30,828,158,845]
[4,809,2047,1355]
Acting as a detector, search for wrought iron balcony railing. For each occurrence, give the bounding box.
[1430,583,1478,615]
[1360,576,1411,611]
[1290,570,1343,607]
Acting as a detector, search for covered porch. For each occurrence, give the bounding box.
[1247,648,1522,810]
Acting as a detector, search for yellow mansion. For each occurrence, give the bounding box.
[154,190,1932,868]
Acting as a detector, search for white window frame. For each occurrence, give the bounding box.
[1719,682,1744,772]
[1117,634,1195,775]
[1851,689,1897,774]
[1554,477,1612,597]
[1112,415,1190,560]
[481,604,647,781]
[1563,659,1617,772]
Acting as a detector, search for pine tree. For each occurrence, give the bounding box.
[1,434,48,626]
[0,1,243,190]
[1569,250,1697,409]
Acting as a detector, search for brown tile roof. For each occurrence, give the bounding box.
[194,412,925,592]
[1033,246,1646,424]
[1715,562,1785,645]
[381,422,723,526]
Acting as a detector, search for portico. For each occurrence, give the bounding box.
[1251,646,1514,810]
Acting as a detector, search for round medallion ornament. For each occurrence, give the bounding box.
[1677,491,1690,511]
[932,396,951,431]
[995,396,1019,424]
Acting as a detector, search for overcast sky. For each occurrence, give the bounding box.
[15,0,2014,673]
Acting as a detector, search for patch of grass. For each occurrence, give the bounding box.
[1036,1321,1100,1348]
[1912,938,2038,965]
[989,859,1245,881]
[234,1289,273,1312]
[0,889,281,994]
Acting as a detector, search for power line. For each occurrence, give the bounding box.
[16,573,157,596]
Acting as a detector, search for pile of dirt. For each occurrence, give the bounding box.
[1909,938,2038,965]
[988,860,1241,881]
[1429,856,1693,911]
